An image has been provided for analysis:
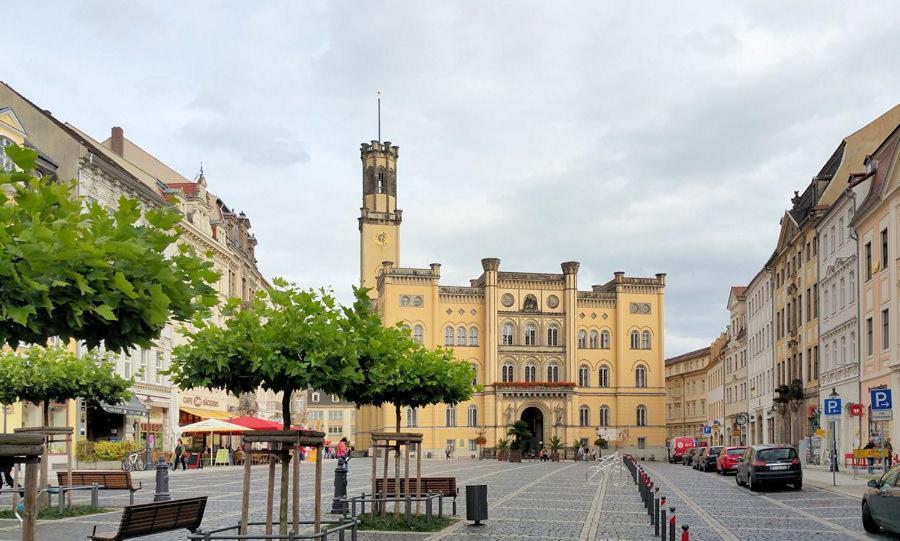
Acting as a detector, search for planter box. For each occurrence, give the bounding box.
[550,451,560,462]
[74,460,122,470]
[496,451,509,462]
[508,450,522,463]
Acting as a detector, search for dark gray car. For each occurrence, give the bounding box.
[862,464,900,534]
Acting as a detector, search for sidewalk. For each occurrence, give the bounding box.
[802,464,882,499]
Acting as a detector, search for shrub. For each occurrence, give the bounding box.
[79,440,142,462]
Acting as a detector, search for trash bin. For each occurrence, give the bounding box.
[465,484,488,525]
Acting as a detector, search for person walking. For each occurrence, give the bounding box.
[336,437,349,470]
[864,439,876,474]
[173,439,187,471]
[886,438,893,468]
[0,457,15,491]
[665,439,671,462]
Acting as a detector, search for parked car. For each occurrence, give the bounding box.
[682,447,699,466]
[735,444,802,491]
[698,446,723,472]
[692,447,706,469]
[716,446,746,474]
[862,463,900,535]
[670,436,696,464]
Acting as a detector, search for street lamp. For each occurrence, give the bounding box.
[828,388,840,482]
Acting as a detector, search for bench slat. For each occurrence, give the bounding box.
[90,497,207,541]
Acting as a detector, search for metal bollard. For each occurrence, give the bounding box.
[330,462,349,514]
[681,524,689,541]
[653,487,660,526]
[647,482,654,515]
[668,507,676,541]
[154,458,171,502]
[91,484,99,507]
[660,505,667,541]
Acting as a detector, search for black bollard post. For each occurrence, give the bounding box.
[668,507,676,541]
[681,524,689,541]
[653,487,660,526]
[154,458,171,502]
[330,459,349,514]
[657,496,666,537]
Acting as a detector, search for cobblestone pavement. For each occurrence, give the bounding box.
[0,458,895,540]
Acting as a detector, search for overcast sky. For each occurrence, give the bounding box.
[5,1,900,356]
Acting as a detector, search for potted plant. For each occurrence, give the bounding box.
[570,439,583,461]
[474,436,487,460]
[496,438,510,461]
[548,435,562,462]
[507,420,531,463]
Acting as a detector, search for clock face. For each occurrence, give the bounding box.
[375,231,390,246]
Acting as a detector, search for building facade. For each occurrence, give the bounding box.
[706,332,727,445]
[746,267,775,445]
[355,140,668,458]
[851,125,900,451]
[665,348,710,440]
[724,287,748,445]
[300,390,357,445]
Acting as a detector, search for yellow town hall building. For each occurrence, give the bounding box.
[355,139,667,458]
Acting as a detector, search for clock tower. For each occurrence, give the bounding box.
[359,139,401,295]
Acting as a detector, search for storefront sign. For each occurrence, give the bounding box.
[854,448,888,459]
[182,396,220,408]
[849,403,864,417]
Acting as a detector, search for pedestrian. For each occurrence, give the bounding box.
[0,457,14,491]
[173,439,187,471]
[576,446,583,462]
[665,439,671,462]
[445,444,452,460]
[864,439,876,474]
[886,439,893,468]
[336,437,349,469]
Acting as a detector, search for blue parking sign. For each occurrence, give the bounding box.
[871,389,892,410]
[703,425,711,435]
[823,398,842,417]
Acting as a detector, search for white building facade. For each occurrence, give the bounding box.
[746,268,775,445]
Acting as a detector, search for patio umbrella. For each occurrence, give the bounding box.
[226,416,285,431]
[180,418,251,435]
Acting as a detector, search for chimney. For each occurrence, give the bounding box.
[111,127,124,156]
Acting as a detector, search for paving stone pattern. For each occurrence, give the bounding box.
[0,459,893,540]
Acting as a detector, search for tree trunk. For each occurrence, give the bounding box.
[395,404,401,433]
[279,390,292,535]
[282,390,292,430]
[38,401,49,509]
[394,404,401,518]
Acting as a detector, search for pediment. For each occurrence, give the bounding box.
[775,211,799,253]
[0,107,27,140]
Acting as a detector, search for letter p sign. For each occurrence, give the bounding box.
[871,389,892,411]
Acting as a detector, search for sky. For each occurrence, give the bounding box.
[3,1,900,356]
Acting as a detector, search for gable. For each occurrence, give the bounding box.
[775,211,798,254]
[0,107,27,143]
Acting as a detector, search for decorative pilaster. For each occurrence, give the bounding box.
[562,261,579,381]
[482,258,500,386]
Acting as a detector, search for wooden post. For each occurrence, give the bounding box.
[265,454,276,535]
[22,459,38,541]
[403,441,410,520]
[416,442,422,516]
[279,449,290,535]
[370,441,377,515]
[314,443,323,533]
[292,447,300,533]
[394,441,401,519]
[240,443,252,535]
[11,463,19,516]
[38,434,49,510]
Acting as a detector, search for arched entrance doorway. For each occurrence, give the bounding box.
[521,407,544,453]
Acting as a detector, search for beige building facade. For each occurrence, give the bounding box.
[355,140,668,458]
[724,287,748,445]
[665,348,710,440]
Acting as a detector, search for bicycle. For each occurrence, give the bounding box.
[585,453,630,487]
[121,451,144,472]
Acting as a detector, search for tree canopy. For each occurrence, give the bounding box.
[0,345,132,407]
[0,143,219,352]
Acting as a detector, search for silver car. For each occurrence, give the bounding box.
[862,463,900,535]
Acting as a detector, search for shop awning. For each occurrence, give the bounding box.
[226,416,284,431]
[100,397,148,416]
[180,406,229,420]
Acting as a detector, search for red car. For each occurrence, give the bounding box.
[716,446,746,474]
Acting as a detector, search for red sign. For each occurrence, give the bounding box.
[849,403,864,417]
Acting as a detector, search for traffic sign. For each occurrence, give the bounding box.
[871,389,893,421]
[823,398,842,417]
[703,425,711,435]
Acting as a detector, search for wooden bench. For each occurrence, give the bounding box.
[57,471,142,505]
[375,477,459,515]
[88,496,207,541]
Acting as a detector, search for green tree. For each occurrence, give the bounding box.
[0,143,219,352]
[507,420,532,451]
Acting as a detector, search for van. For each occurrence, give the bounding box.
[670,436,696,463]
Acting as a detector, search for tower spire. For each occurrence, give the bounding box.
[377,89,382,142]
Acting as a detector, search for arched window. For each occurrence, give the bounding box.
[635,365,647,388]
[525,363,536,383]
[501,324,514,345]
[600,330,611,349]
[599,365,610,388]
[547,325,559,346]
[444,326,454,346]
[470,363,478,386]
[849,272,855,303]
[0,137,15,172]
[636,405,647,427]
[469,327,479,346]
[502,363,515,382]
[579,405,590,427]
[457,326,467,346]
[630,330,640,349]
[445,405,456,427]
[406,407,417,427]
[467,405,478,427]
[578,330,586,348]
[413,324,424,344]
[578,364,590,387]
[547,362,559,383]
[599,405,610,427]
[589,330,599,348]
[641,330,651,349]
[525,323,537,346]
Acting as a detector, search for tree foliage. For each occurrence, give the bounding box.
[507,420,532,451]
[0,345,132,407]
[0,144,219,352]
